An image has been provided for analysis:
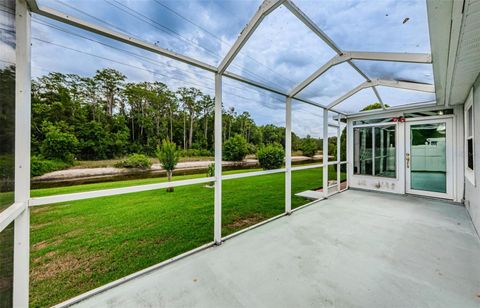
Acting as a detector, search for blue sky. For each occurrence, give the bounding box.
[26,0,435,137]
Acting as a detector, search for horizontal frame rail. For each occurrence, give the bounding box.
[291,163,323,171]
[0,202,26,232]
[30,177,215,206]
[221,168,285,180]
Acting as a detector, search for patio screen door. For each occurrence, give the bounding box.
[405,118,453,199]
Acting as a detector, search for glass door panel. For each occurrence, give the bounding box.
[409,123,447,193]
[406,118,453,199]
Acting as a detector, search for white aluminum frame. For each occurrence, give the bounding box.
[4,0,442,305]
[326,79,436,110]
[405,117,454,199]
[13,0,31,306]
[464,89,475,185]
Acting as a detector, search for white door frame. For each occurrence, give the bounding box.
[405,117,454,199]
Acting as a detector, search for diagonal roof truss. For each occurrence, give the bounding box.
[220,0,435,114]
[27,0,436,116]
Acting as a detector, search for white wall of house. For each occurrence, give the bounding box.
[347,107,464,202]
[464,74,480,234]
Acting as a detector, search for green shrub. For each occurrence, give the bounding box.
[114,154,152,169]
[246,143,257,155]
[31,155,71,177]
[300,137,317,158]
[179,148,212,157]
[40,123,78,163]
[257,143,285,170]
[223,134,248,161]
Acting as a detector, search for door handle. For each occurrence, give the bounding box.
[406,153,410,168]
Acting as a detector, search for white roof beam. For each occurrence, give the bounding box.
[371,86,386,110]
[223,71,286,97]
[218,0,285,74]
[290,51,433,100]
[283,0,342,54]
[346,51,432,63]
[31,6,217,72]
[374,79,435,92]
[347,60,370,81]
[288,54,349,97]
[218,72,347,115]
[327,81,372,109]
[346,101,437,118]
[327,79,435,110]
[284,0,433,103]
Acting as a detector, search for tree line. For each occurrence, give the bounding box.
[28,67,346,161]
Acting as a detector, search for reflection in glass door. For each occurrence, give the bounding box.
[406,119,453,199]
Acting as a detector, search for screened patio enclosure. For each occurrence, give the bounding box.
[1,0,479,307]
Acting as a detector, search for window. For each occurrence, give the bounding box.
[354,127,373,175]
[465,89,475,185]
[354,125,396,178]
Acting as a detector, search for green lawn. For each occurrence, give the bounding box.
[29,167,344,307]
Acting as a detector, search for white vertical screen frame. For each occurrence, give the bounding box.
[322,110,328,197]
[285,97,292,213]
[336,115,341,192]
[13,0,31,307]
[214,73,222,244]
[464,89,475,186]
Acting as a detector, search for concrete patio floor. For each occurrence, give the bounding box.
[73,190,480,308]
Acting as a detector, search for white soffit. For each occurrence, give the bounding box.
[426,0,455,106]
[448,0,480,105]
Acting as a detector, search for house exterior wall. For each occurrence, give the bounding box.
[347,121,405,194]
[465,74,480,234]
[347,108,464,202]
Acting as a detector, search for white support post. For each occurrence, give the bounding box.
[323,110,329,198]
[285,97,292,214]
[380,128,385,174]
[336,115,341,192]
[214,74,222,244]
[371,127,376,175]
[345,119,350,190]
[13,0,31,307]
